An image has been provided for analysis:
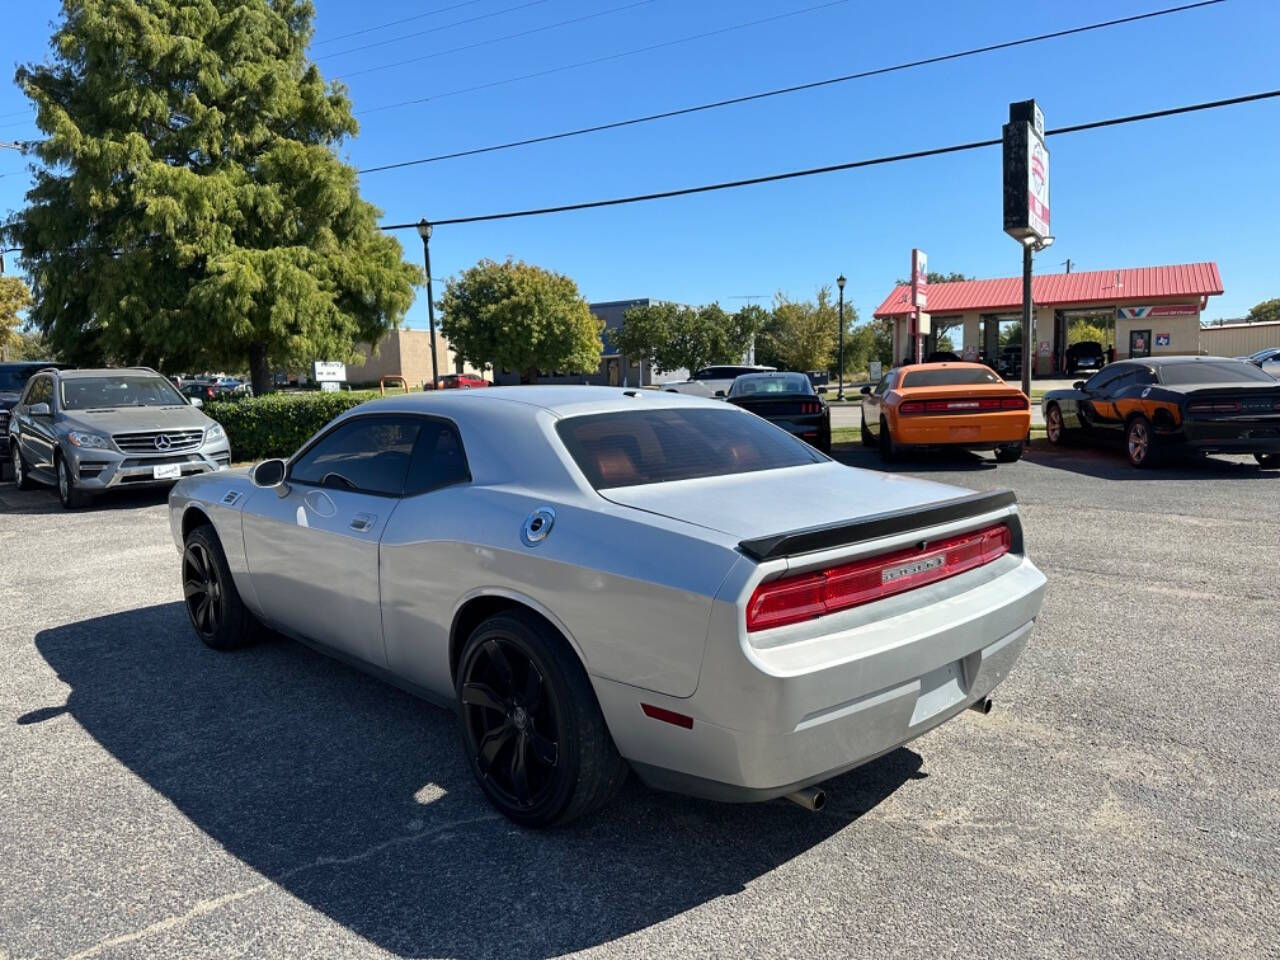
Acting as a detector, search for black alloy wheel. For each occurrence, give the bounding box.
[1045,404,1065,445]
[182,524,259,650]
[183,540,225,640]
[457,611,627,827]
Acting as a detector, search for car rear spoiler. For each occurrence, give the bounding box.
[737,489,1018,562]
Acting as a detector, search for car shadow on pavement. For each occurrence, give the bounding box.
[29,603,922,959]
[1022,442,1278,482]
[0,483,171,514]
[830,445,1000,473]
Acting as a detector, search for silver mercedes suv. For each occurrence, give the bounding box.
[7,367,232,508]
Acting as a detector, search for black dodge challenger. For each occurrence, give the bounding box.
[725,371,831,453]
[1041,356,1280,468]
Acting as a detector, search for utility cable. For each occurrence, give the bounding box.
[356,0,853,107]
[312,0,488,47]
[357,0,1225,170]
[377,87,1280,229]
[336,0,656,81]
[318,0,553,60]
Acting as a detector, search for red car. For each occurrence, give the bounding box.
[435,374,491,389]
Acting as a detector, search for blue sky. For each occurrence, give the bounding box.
[1,0,1277,328]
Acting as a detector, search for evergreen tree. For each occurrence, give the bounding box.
[5,0,418,392]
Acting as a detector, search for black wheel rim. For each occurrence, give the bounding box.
[183,542,224,636]
[461,638,560,809]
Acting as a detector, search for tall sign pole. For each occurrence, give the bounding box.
[1003,99,1052,399]
[911,248,928,364]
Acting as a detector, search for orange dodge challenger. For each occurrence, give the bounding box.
[860,363,1031,463]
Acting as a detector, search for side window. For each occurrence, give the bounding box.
[26,376,52,406]
[290,417,422,496]
[1104,370,1141,396]
[404,420,470,495]
[874,370,895,395]
[1083,367,1121,393]
[1132,368,1156,387]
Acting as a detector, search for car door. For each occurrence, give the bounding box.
[241,414,423,666]
[1077,367,1125,435]
[16,374,57,471]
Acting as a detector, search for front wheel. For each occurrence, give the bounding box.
[1255,452,1279,469]
[56,454,91,509]
[1045,404,1065,445]
[457,610,627,827]
[11,443,36,490]
[183,524,261,650]
[995,442,1024,463]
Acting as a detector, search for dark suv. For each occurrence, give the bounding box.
[1065,341,1106,376]
[0,361,68,479]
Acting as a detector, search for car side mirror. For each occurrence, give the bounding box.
[860,385,871,395]
[250,458,288,493]
[817,385,828,394]
[29,402,51,417]
[1073,381,1085,390]
[189,396,204,409]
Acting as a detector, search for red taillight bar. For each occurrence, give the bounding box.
[746,523,1012,631]
[1187,400,1243,414]
[899,396,1027,415]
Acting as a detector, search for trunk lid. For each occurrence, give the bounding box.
[599,461,972,543]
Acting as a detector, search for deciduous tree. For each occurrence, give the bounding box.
[0,276,34,357]
[439,258,601,383]
[614,300,759,374]
[1245,298,1280,325]
[5,0,418,393]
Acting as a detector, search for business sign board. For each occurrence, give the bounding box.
[1117,304,1198,320]
[1002,100,1050,243]
[916,311,931,335]
[1155,333,1171,347]
[1038,339,1052,357]
[911,249,928,308]
[868,360,883,382]
[312,361,346,383]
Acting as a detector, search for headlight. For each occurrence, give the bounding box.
[67,431,109,448]
[205,423,225,442]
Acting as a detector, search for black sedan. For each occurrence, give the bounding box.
[1041,356,1280,468]
[725,372,831,453]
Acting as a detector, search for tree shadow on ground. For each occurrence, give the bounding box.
[29,604,922,959]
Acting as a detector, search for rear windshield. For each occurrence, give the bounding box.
[0,367,42,392]
[1157,362,1274,385]
[902,368,1001,387]
[61,375,186,409]
[557,408,823,488]
[729,374,812,397]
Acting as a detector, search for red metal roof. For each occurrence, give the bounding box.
[873,262,1222,318]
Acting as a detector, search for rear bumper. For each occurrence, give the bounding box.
[596,553,1046,801]
[894,411,1030,447]
[1178,420,1280,454]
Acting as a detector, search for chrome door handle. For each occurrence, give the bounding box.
[349,513,376,531]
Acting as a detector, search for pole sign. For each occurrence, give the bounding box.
[312,360,346,383]
[1003,100,1050,243]
[911,249,928,308]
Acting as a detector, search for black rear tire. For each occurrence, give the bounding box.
[1255,453,1279,469]
[1126,415,1160,469]
[457,610,628,827]
[183,523,261,650]
[860,416,877,447]
[879,416,899,462]
[995,442,1024,463]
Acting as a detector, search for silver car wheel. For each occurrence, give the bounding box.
[11,444,21,483]
[58,458,69,500]
[1046,406,1063,444]
[1128,421,1149,464]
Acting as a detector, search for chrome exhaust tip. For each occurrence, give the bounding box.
[969,696,994,715]
[784,786,827,812]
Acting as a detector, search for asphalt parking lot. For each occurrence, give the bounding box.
[2,443,1276,960]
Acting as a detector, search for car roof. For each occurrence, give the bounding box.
[357,384,730,420]
[1136,356,1243,367]
[53,367,163,379]
[897,361,995,373]
[733,371,808,380]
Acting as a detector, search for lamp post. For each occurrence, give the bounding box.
[416,218,439,388]
[1019,234,1054,399]
[836,274,847,400]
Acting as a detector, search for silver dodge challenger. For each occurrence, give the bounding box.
[168,386,1046,826]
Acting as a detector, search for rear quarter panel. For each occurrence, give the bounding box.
[377,484,741,701]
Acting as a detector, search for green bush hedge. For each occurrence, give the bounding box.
[205,391,381,461]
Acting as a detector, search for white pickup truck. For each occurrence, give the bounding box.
[660,364,777,399]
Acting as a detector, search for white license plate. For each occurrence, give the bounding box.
[152,463,182,480]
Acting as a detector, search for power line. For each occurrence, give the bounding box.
[337,0,656,82]
[312,0,487,47]
[319,0,553,61]
[356,0,853,113]
[378,87,1280,230]
[357,0,1225,172]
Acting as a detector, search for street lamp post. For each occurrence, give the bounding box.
[836,274,847,400]
[416,218,439,388]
